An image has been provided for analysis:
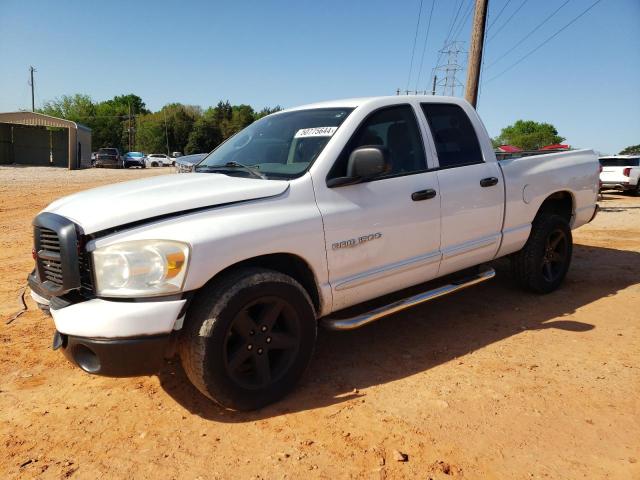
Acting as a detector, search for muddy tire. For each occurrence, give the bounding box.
[511,214,572,294]
[179,267,317,411]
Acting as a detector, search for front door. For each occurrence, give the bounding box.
[314,104,442,311]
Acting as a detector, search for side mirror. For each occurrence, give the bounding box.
[327,146,390,188]
[347,146,389,178]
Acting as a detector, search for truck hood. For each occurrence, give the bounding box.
[43,173,290,234]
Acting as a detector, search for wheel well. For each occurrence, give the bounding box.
[203,253,321,313]
[536,191,573,223]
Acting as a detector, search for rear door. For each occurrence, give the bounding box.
[420,102,504,276]
[314,104,441,311]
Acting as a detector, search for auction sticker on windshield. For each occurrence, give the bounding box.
[294,126,338,138]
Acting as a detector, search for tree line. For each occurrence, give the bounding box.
[39,94,281,155]
[39,95,638,156]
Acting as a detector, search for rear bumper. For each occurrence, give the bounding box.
[57,332,170,376]
[125,159,145,166]
[600,181,634,191]
[94,159,120,167]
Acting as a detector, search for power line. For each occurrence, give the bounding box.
[485,0,604,83]
[486,0,571,69]
[487,0,529,44]
[445,0,466,44]
[451,0,475,41]
[405,0,425,92]
[486,0,513,31]
[415,0,436,91]
[432,0,467,77]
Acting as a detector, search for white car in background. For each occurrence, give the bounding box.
[146,153,175,167]
[599,155,640,195]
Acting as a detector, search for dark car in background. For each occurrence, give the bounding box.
[175,153,207,173]
[94,148,123,168]
[124,151,147,168]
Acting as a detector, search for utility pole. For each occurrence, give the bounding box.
[465,0,489,108]
[163,110,170,155]
[431,75,438,95]
[128,102,132,153]
[28,66,36,112]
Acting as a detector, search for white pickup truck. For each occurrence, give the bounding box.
[28,96,599,410]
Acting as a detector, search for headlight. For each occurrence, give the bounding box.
[92,240,190,297]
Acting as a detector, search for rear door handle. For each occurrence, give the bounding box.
[411,189,437,201]
[480,177,499,187]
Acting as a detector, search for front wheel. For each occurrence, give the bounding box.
[179,268,317,411]
[510,213,572,294]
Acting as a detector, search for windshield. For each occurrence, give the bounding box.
[196,108,353,179]
[98,148,118,155]
[127,152,143,158]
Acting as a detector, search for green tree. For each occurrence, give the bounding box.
[135,113,166,153]
[255,105,283,119]
[619,144,640,155]
[493,120,565,151]
[40,94,96,122]
[185,107,223,154]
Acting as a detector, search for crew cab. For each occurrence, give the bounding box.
[28,96,599,410]
[599,155,640,195]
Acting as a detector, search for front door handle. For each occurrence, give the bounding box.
[480,177,499,187]
[411,189,437,201]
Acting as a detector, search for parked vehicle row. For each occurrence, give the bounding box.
[90,150,183,168]
[29,95,599,411]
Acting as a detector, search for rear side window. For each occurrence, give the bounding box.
[329,105,427,180]
[421,103,484,168]
[599,158,639,167]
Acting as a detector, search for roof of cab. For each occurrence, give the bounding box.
[282,95,467,112]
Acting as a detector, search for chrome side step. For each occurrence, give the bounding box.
[321,268,495,331]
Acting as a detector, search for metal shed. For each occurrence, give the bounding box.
[0,112,91,169]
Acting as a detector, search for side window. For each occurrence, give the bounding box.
[329,105,427,179]
[421,103,484,168]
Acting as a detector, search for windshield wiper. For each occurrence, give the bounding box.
[195,161,266,179]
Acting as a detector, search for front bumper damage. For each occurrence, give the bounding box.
[28,270,186,377]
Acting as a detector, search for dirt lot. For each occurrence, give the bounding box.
[1,166,638,479]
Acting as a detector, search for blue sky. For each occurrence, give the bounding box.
[1,0,638,154]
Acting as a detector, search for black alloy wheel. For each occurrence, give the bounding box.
[541,228,568,283]
[223,296,300,390]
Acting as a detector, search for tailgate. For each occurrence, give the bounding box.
[600,167,627,183]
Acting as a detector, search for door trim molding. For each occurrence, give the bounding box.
[441,235,500,260]
[334,250,441,291]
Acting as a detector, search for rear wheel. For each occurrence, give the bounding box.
[511,213,572,294]
[180,268,317,411]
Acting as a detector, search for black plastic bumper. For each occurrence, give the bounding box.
[28,269,51,302]
[57,332,171,377]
